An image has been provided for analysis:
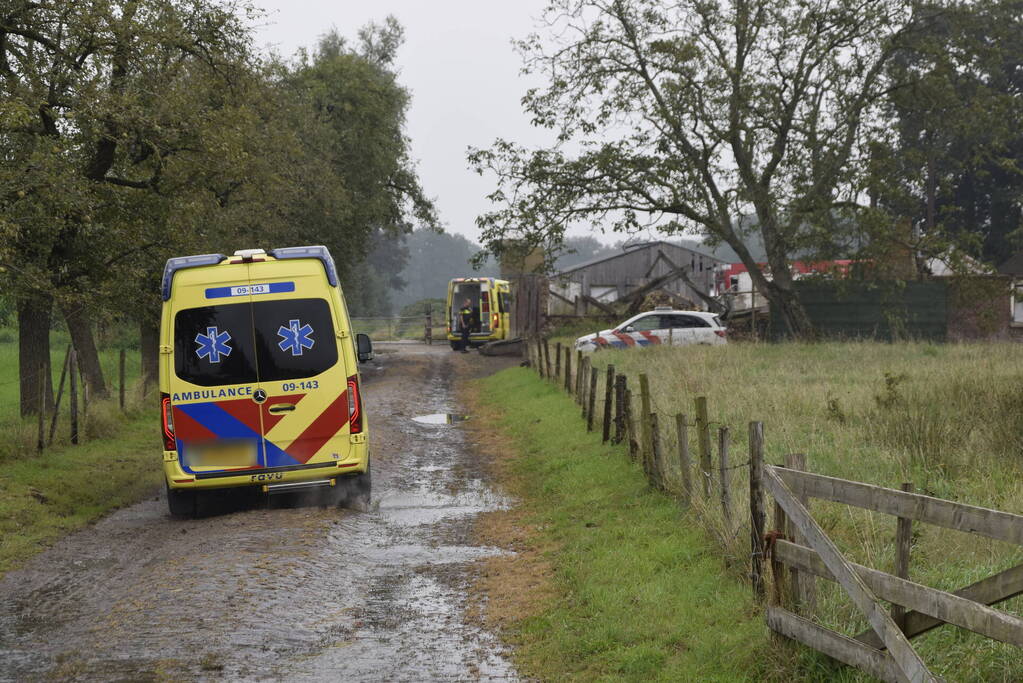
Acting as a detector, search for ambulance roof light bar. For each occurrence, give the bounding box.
[268,245,339,287]
[232,248,267,263]
[161,253,227,301]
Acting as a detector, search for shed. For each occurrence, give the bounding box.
[550,241,726,314]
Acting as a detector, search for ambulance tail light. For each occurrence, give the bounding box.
[492,312,499,329]
[347,375,363,434]
[161,393,176,450]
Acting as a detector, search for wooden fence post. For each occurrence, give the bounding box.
[575,350,584,403]
[119,348,126,412]
[579,357,589,418]
[555,342,562,382]
[564,347,573,394]
[696,396,712,497]
[602,364,614,443]
[749,421,766,601]
[49,345,71,445]
[624,388,638,462]
[613,374,626,445]
[79,357,88,422]
[638,374,652,468]
[542,338,552,379]
[37,363,45,453]
[650,413,664,490]
[586,365,598,432]
[893,481,914,632]
[69,349,79,445]
[786,453,816,613]
[718,426,731,521]
[425,305,433,345]
[535,338,545,378]
[676,414,692,506]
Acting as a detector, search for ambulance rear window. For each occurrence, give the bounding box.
[251,298,338,381]
[174,302,259,386]
[174,298,339,386]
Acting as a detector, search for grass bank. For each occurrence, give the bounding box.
[536,338,1023,681]
[0,330,161,576]
[0,416,162,575]
[472,367,775,681]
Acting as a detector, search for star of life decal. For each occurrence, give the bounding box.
[278,319,315,356]
[195,326,232,363]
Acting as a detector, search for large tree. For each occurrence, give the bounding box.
[875,1,1023,270]
[0,0,257,413]
[470,0,926,337]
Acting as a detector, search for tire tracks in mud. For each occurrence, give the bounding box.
[0,344,521,682]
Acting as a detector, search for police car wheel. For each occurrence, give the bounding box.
[166,481,196,518]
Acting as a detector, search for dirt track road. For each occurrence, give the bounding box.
[0,344,521,682]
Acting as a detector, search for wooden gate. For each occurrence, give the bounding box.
[759,463,1023,683]
[510,274,548,338]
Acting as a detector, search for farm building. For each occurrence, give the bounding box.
[550,240,726,314]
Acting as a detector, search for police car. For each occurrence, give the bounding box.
[574,307,727,351]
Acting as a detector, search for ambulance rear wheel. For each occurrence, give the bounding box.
[338,463,372,512]
[166,481,196,518]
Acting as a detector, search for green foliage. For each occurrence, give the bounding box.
[873,1,1023,269]
[0,3,436,406]
[470,0,928,336]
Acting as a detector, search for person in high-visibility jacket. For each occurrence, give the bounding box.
[458,299,473,352]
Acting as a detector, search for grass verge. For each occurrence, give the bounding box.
[0,411,162,577]
[529,338,1023,681]
[0,330,161,578]
[469,366,776,681]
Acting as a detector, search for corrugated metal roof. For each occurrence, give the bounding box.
[557,240,725,275]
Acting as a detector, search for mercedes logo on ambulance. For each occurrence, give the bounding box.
[253,388,267,404]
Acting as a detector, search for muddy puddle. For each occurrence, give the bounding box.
[412,413,471,425]
[0,345,521,682]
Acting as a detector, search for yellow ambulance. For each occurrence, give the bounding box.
[159,246,372,517]
[445,277,511,350]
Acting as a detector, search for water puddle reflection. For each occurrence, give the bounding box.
[411,413,470,425]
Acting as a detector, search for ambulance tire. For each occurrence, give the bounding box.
[338,463,372,512]
[450,341,460,351]
[166,481,196,518]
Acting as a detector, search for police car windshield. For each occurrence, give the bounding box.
[174,298,338,386]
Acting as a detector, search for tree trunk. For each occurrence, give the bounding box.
[717,215,815,340]
[60,300,110,399]
[18,295,54,417]
[140,317,159,394]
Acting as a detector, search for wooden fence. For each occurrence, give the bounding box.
[525,336,1023,682]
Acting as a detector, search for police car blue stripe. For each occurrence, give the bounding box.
[204,281,295,299]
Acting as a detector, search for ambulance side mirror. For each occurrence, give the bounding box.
[356,333,373,363]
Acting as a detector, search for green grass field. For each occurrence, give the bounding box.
[476,368,774,681]
[0,329,160,576]
[505,338,1023,681]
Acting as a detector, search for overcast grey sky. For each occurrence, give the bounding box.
[250,0,594,245]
